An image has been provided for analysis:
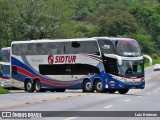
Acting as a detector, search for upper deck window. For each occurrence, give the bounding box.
[114,40,141,57]
[63,41,99,55]
[0,64,10,78]
[98,40,115,54]
[12,40,99,56]
[0,49,10,62]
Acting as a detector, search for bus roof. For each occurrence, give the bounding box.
[1,47,11,50]
[94,37,135,41]
[11,38,97,45]
[11,37,136,45]
[0,61,10,65]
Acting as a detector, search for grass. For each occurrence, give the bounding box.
[0,87,9,94]
[153,57,160,65]
[144,57,160,68]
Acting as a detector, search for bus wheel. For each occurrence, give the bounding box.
[55,89,66,92]
[83,80,94,92]
[95,80,105,93]
[50,89,56,92]
[118,89,129,94]
[34,80,44,92]
[25,80,34,92]
[107,89,117,94]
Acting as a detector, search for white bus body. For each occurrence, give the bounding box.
[11,38,145,94]
[0,47,11,88]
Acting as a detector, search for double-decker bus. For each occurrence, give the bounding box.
[11,38,151,94]
[0,47,11,88]
[0,47,10,62]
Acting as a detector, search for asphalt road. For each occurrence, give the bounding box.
[0,66,160,120]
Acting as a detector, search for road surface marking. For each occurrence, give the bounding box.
[147,74,160,83]
[137,96,142,98]
[125,99,130,102]
[104,105,113,109]
[0,94,90,109]
[64,117,78,120]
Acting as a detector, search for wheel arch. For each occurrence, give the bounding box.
[83,78,92,84]
[33,78,41,85]
[24,77,40,88]
[93,77,102,85]
[24,78,32,87]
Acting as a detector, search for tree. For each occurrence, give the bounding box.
[96,4,138,36]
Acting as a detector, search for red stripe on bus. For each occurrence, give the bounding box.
[16,67,75,86]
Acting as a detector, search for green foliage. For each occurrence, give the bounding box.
[129,0,160,46]
[0,87,9,94]
[153,57,160,65]
[0,0,160,57]
[95,4,138,36]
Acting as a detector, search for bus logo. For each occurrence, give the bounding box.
[48,55,54,64]
[48,55,76,64]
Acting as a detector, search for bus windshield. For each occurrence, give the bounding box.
[1,49,10,62]
[114,40,141,57]
[118,60,144,78]
[0,65,10,78]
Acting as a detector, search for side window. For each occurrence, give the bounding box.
[56,42,65,54]
[81,41,99,55]
[0,51,2,61]
[47,43,58,55]
[45,42,65,55]
[64,41,82,54]
[64,41,99,55]
[26,43,38,55]
[35,43,46,55]
[39,64,64,75]
[12,44,21,55]
[98,40,114,54]
[71,41,82,54]
[64,42,71,54]
[21,44,28,55]
[0,65,2,77]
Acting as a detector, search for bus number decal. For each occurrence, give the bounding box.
[48,55,76,64]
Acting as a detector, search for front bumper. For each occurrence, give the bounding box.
[0,80,12,88]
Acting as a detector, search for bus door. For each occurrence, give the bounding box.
[64,64,74,81]
[63,64,84,81]
[103,56,118,75]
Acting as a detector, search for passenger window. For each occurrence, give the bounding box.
[81,41,99,55]
[98,40,114,54]
[64,42,72,54]
[71,41,82,54]
[0,65,2,77]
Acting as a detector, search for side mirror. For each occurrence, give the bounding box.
[143,55,152,66]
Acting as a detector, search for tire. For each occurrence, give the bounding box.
[34,80,44,92]
[25,80,34,92]
[94,80,106,93]
[83,80,94,92]
[50,89,56,92]
[107,89,117,94]
[55,89,66,92]
[118,89,129,94]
